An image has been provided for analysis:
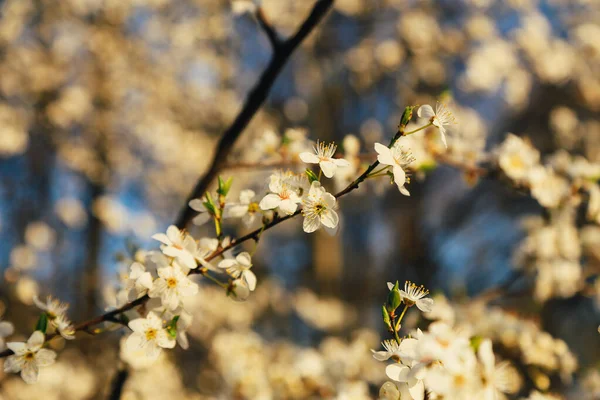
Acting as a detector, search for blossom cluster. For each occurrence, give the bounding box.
[375,282,523,400]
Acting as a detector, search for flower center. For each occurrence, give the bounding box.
[24,352,35,361]
[145,328,157,341]
[248,202,259,213]
[167,278,178,288]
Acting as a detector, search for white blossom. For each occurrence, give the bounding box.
[389,281,434,313]
[4,331,56,384]
[259,173,302,215]
[224,189,261,226]
[33,296,75,340]
[118,261,154,304]
[417,103,456,148]
[374,142,415,196]
[218,252,256,291]
[151,225,197,270]
[148,264,199,310]
[497,134,540,181]
[126,312,175,360]
[301,181,339,233]
[299,141,350,178]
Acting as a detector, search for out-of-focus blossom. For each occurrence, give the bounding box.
[4,331,56,384]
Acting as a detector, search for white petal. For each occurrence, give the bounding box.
[128,318,147,333]
[477,339,495,370]
[408,379,425,400]
[239,189,255,204]
[387,282,394,290]
[303,215,321,233]
[416,298,433,313]
[417,104,435,119]
[278,199,298,215]
[151,233,171,245]
[188,199,205,211]
[243,271,257,291]
[319,160,337,178]
[148,279,167,299]
[299,152,320,164]
[236,252,252,267]
[4,356,22,373]
[375,143,395,166]
[386,363,410,382]
[320,209,339,229]
[21,362,39,384]
[178,251,197,270]
[165,225,180,243]
[6,342,26,355]
[156,331,176,349]
[192,213,211,226]
[35,349,56,367]
[333,158,351,167]
[371,349,392,361]
[218,259,237,270]
[27,331,45,350]
[259,194,281,210]
[439,130,448,148]
[137,272,154,290]
[125,332,144,351]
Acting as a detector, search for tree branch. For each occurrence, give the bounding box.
[174,0,334,229]
[256,7,281,49]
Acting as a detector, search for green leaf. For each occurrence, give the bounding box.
[35,313,48,334]
[382,305,392,331]
[166,315,180,339]
[217,176,234,197]
[399,106,416,129]
[386,283,401,314]
[470,335,483,352]
[305,169,319,183]
[203,192,217,215]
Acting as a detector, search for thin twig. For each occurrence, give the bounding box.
[174,0,334,230]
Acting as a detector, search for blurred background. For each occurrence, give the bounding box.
[0,0,599,398]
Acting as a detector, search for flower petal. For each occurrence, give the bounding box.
[375,143,395,166]
[259,194,281,210]
[319,160,337,178]
[417,104,435,119]
[35,349,56,367]
[386,363,410,382]
[299,152,320,164]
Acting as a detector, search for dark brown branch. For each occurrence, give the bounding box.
[256,7,281,49]
[108,365,129,400]
[174,0,334,229]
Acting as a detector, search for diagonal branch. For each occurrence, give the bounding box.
[174,0,334,229]
[0,0,335,360]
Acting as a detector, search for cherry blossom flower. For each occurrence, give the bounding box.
[299,141,350,178]
[374,142,415,196]
[118,261,154,304]
[301,181,339,233]
[372,339,401,362]
[33,296,75,340]
[417,103,456,148]
[477,339,521,399]
[126,312,175,360]
[218,252,256,291]
[259,173,302,216]
[228,278,251,301]
[224,189,261,226]
[391,281,433,312]
[151,225,197,270]
[4,331,56,384]
[148,264,199,310]
[497,134,540,181]
[385,337,427,400]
